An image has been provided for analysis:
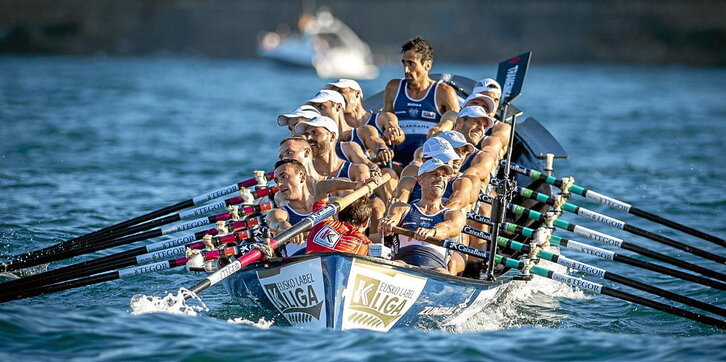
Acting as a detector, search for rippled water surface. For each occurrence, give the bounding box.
[0,56,724,360]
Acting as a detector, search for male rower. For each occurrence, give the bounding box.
[380,159,467,275]
[278,137,324,199]
[294,115,367,180]
[277,105,321,136]
[266,159,315,257]
[326,78,405,147]
[383,37,460,166]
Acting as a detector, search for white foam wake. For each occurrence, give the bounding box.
[130,288,209,316]
[227,317,274,329]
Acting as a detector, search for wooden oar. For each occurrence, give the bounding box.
[467,212,726,290]
[5,172,273,262]
[390,226,725,329]
[7,186,277,265]
[0,200,274,273]
[504,185,725,264]
[462,225,726,317]
[504,160,725,247]
[478,195,726,282]
[0,220,265,293]
[0,245,247,303]
[184,174,391,297]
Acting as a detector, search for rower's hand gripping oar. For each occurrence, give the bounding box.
[390,226,725,329]
[183,174,392,297]
[504,160,726,247]
[479,194,726,282]
[6,172,274,262]
[508,183,725,264]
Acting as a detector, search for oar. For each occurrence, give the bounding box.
[462,225,726,317]
[0,245,249,303]
[479,195,726,282]
[183,174,392,298]
[9,186,277,264]
[0,227,267,299]
[504,160,725,247]
[0,218,266,292]
[390,226,725,329]
[0,202,274,273]
[508,184,725,264]
[6,172,274,261]
[466,212,726,290]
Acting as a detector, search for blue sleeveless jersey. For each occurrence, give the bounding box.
[395,203,451,264]
[392,79,441,166]
[335,142,351,162]
[408,176,459,203]
[460,150,482,172]
[350,128,367,152]
[365,112,384,135]
[335,160,353,180]
[281,204,310,257]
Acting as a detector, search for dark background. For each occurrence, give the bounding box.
[2,0,725,66]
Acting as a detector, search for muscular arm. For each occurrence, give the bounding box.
[462,149,498,183]
[379,201,410,236]
[357,125,393,163]
[266,208,291,235]
[342,141,375,167]
[443,176,474,211]
[436,83,461,114]
[314,178,359,201]
[377,112,405,145]
[434,209,466,239]
[383,79,400,113]
[427,110,457,138]
[392,176,417,204]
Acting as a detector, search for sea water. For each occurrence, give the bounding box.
[0,56,724,360]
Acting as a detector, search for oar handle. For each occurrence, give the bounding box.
[390,226,444,246]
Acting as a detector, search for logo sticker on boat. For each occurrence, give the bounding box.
[257,258,326,328]
[342,259,426,332]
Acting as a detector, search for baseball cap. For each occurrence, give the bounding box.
[438,130,475,153]
[463,94,497,114]
[422,137,460,162]
[306,89,346,108]
[294,115,339,137]
[458,106,494,129]
[472,78,501,97]
[277,105,321,126]
[326,79,362,92]
[418,158,455,177]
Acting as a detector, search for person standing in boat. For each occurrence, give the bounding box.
[382,37,460,167]
[379,159,467,275]
[266,159,315,257]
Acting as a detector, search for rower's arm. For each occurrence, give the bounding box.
[392,176,417,204]
[314,178,359,201]
[378,112,405,145]
[379,201,409,236]
[382,79,399,113]
[491,121,512,149]
[436,83,461,114]
[266,208,291,235]
[462,150,498,184]
[434,209,466,239]
[427,110,457,138]
[443,176,474,211]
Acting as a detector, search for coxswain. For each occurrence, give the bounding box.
[380,159,467,275]
[383,37,460,166]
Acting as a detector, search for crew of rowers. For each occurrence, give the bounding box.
[266,37,511,277]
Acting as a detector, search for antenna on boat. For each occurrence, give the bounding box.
[483,52,532,281]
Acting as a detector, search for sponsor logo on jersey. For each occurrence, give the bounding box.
[421,110,436,119]
[313,225,341,249]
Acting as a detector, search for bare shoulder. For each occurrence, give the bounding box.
[385,78,401,91]
[436,82,460,112]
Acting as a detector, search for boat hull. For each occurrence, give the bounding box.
[223,253,511,331]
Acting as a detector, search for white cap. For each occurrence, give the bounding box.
[418,158,455,177]
[438,130,475,152]
[463,94,496,114]
[326,79,362,92]
[307,89,346,108]
[277,105,320,126]
[294,115,338,137]
[422,137,460,162]
[472,78,501,97]
[458,106,494,129]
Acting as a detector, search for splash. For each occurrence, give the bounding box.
[130,288,209,316]
[227,317,274,329]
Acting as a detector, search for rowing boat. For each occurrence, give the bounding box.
[219,73,567,330]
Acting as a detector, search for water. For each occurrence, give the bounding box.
[1,55,725,360]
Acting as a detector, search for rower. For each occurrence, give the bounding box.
[326,78,405,148]
[277,105,321,136]
[380,159,467,275]
[428,93,497,138]
[266,159,314,257]
[294,115,368,181]
[306,89,376,166]
[278,137,324,201]
[382,37,460,166]
[305,177,380,256]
